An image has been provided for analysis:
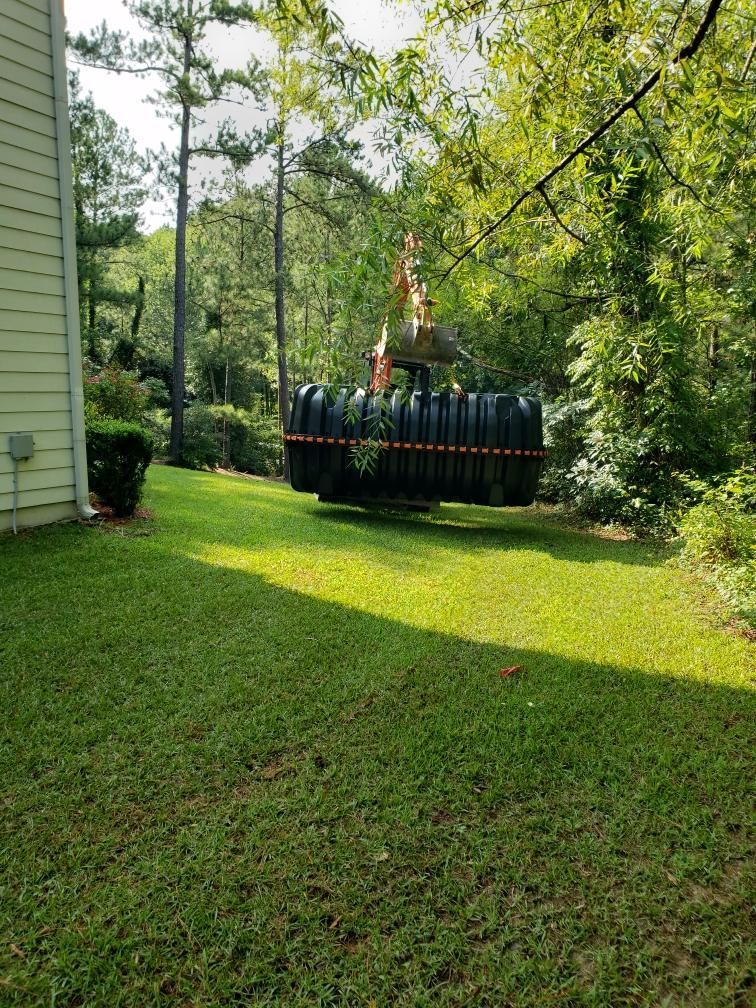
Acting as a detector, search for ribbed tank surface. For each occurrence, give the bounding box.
[286,385,546,507]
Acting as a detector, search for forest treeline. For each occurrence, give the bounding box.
[69,1,753,543]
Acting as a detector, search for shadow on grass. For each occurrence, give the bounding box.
[1,523,753,1007]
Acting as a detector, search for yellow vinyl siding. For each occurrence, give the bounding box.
[0,334,69,356]
[0,370,69,393]
[1,227,64,260]
[5,1,50,36]
[0,352,69,374]
[2,79,55,120]
[0,463,74,491]
[0,13,50,54]
[0,499,76,530]
[0,120,58,158]
[0,33,53,77]
[2,290,66,314]
[0,99,57,140]
[0,143,59,181]
[0,183,60,218]
[0,427,73,452]
[1,0,84,531]
[0,482,76,511]
[0,267,66,297]
[1,204,62,238]
[0,161,60,198]
[0,409,73,431]
[0,57,54,99]
[0,246,64,275]
[0,447,72,475]
[0,496,77,535]
[0,314,67,337]
[18,0,52,13]
[0,391,72,413]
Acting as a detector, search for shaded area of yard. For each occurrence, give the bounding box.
[1,467,753,1007]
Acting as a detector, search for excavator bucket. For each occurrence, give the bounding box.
[285,385,546,508]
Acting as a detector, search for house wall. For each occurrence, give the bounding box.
[0,0,88,531]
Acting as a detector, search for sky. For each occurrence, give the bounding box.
[63,0,422,229]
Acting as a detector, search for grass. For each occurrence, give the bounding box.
[1,465,753,1007]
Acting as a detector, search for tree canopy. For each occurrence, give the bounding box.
[68,0,754,526]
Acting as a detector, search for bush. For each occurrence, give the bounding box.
[142,377,170,408]
[677,469,756,626]
[84,367,149,423]
[143,408,171,459]
[201,404,282,475]
[228,412,282,477]
[181,405,221,470]
[538,398,590,504]
[86,419,154,517]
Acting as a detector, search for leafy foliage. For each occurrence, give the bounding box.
[678,469,756,624]
[70,0,264,460]
[69,0,754,535]
[86,419,154,516]
[221,408,282,476]
[180,404,222,470]
[84,367,149,424]
[321,0,755,518]
[69,73,150,364]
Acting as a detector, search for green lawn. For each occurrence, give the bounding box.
[1,466,753,1007]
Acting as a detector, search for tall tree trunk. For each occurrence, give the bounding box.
[749,351,756,445]
[707,326,720,391]
[325,232,333,383]
[130,275,145,343]
[170,8,193,464]
[222,355,230,468]
[274,129,290,480]
[88,279,96,335]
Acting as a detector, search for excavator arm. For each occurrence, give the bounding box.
[369,233,444,393]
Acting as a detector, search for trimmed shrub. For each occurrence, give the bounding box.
[86,419,154,516]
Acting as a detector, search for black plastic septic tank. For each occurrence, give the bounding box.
[285,384,547,507]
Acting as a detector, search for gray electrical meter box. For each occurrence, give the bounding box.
[9,433,34,460]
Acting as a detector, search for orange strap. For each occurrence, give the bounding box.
[284,433,547,457]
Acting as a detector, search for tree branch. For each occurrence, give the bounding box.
[630,105,718,212]
[742,38,756,79]
[439,0,725,282]
[70,58,182,85]
[477,259,604,301]
[536,182,588,244]
[281,189,342,224]
[199,212,274,236]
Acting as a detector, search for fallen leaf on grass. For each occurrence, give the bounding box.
[499,665,523,678]
[9,944,24,959]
